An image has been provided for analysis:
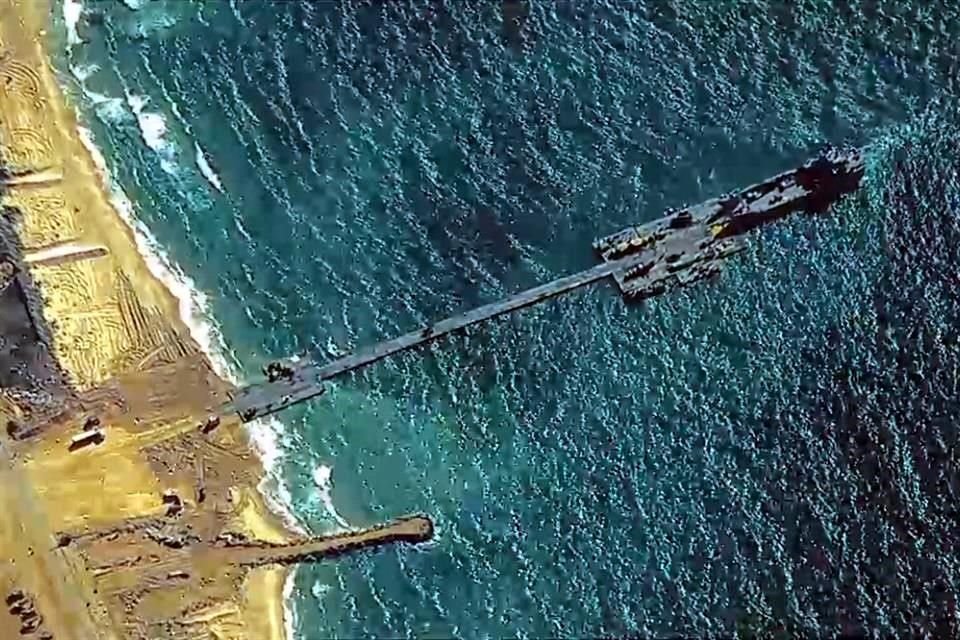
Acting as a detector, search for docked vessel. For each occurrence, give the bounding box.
[592,146,865,299]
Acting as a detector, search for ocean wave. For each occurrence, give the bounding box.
[247,417,307,535]
[118,2,177,40]
[283,570,300,640]
[90,93,128,124]
[68,64,129,125]
[126,93,178,174]
[194,141,226,194]
[69,62,97,82]
[310,580,331,603]
[69,64,224,199]
[312,464,351,530]
[62,0,82,49]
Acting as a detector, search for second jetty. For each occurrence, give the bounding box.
[226,146,865,422]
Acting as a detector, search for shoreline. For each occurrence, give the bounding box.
[62,35,309,640]
[52,0,306,539]
[0,0,300,637]
[72,106,307,539]
[54,1,313,550]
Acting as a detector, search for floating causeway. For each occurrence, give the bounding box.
[224,146,865,422]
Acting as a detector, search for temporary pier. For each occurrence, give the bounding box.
[224,146,865,422]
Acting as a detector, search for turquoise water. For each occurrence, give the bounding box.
[52,1,960,637]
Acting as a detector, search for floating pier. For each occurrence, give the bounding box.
[592,146,864,299]
[225,248,660,420]
[224,146,865,422]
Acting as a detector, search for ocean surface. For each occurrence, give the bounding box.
[48,1,960,637]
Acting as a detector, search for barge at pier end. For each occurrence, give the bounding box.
[225,146,865,422]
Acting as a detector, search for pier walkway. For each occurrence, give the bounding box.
[224,249,655,421]
[222,147,865,422]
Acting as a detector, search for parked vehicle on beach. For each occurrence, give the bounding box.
[68,427,105,452]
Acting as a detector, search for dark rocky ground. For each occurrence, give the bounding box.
[0,189,70,434]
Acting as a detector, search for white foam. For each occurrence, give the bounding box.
[76,125,308,537]
[69,62,98,82]
[248,417,307,535]
[62,0,83,49]
[121,0,146,9]
[194,141,225,194]
[91,94,127,124]
[310,579,331,602]
[283,569,300,640]
[72,72,217,194]
[126,93,178,174]
[312,464,350,529]
[67,65,129,125]
[128,9,177,41]
[77,126,109,176]
[125,95,166,148]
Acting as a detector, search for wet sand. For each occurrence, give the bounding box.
[0,0,297,637]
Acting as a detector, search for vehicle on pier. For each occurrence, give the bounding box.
[593,145,864,300]
[262,360,295,382]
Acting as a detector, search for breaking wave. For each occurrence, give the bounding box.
[311,464,350,530]
[126,94,177,175]
[194,141,226,194]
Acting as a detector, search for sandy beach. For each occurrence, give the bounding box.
[0,0,297,637]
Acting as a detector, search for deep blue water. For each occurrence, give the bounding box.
[50,1,960,637]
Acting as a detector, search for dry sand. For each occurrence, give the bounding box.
[0,0,298,637]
